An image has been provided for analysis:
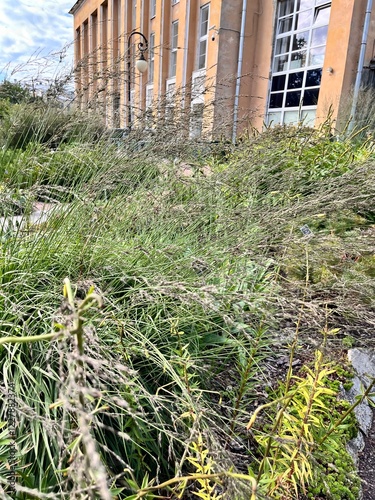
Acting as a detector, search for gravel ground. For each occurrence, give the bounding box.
[359,412,375,500]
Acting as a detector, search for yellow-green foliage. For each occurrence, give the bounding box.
[248,350,360,499]
[187,433,223,500]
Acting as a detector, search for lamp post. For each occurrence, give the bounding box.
[127,31,148,128]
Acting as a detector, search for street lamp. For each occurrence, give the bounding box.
[127,31,148,128]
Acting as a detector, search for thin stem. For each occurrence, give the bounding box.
[136,471,257,499]
[0,331,64,345]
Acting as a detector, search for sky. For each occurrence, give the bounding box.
[0,0,74,84]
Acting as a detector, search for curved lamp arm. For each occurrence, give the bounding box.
[127,31,149,128]
[128,31,149,71]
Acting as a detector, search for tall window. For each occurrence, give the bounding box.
[149,32,155,83]
[90,11,98,84]
[113,0,120,60]
[76,27,81,59]
[132,0,136,27]
[170,21,179,77]
[101,1,108,53]
[150,0,156,18]
[197,4,209,70]
[82,20,89,101]
[267,0,331,125]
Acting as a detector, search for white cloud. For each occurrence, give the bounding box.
[0,0,74,83]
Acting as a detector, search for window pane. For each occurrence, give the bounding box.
[301,109,316,125]
[309,46,326,65]
[146,85,154,107]
[306,68,322,87]
[287,71,303,89]
[295,10,311,30]
[149,61,154,82]
[279,0,294,17]
[311,26,328,46]
[202,5,209,24]
[290,50,307,69]
[172,22,178,48]
[292,31,308,51]
[272,74,286,91]
[269,93,284,108]
[276,36,291,55]
[285,90,301,107]
[296,0,311,11]
[284,110,300,124]
[267,112,282,125]
[198,39,207,69]
[274,54,289,72]
[279,16,293,34]
[170,53,177,76]
[314,6,331,25]
[200,6,209,37]
[303,88,320,105]
[149,33,155,82]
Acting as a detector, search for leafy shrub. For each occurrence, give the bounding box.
[0,102,106,149]
[0,80,31,104]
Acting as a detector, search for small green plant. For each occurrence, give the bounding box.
[342,335,355,349]
[248,349,336,497]
[246,341,369,499]
[227,325,269,442]
[170,318,198,395]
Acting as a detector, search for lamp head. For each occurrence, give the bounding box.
[136,53,148,73]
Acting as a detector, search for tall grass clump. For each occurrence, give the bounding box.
[0,84,374,499]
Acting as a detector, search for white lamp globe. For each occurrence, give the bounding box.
[136,56,148,73]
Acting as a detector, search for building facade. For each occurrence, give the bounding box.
[69,0,375,138]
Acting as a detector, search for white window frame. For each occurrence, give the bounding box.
[170,20,179,78]
[266,0,331,126]
[197,4,210,70]
[150,0,156,18]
